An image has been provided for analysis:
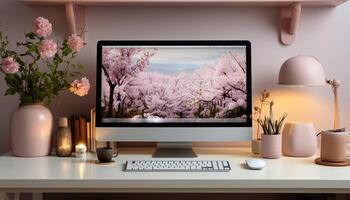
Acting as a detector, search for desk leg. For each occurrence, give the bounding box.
[336,194,346,200]
[33,193,43,200]
[0,193,9,200]
[13,193,20,200]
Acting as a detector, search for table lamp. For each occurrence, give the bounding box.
[278,55,341,129]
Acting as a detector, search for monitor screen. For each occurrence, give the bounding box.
[96,41,251,127]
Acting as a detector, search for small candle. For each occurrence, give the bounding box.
[75,144,87,158]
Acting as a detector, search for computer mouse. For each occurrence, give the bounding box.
[245,159,266,170]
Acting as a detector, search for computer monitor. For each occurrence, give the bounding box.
[96,41,252,157]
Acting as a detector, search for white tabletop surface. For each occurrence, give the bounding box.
[0,147,350,193]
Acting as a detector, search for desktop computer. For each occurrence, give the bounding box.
[96,40,252,160]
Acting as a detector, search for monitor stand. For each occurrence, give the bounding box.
[152,142,197,158]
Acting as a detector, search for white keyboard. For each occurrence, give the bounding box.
[125,160,231,172]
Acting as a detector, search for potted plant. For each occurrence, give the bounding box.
[258,101,287,159]
[251,89,272,154]
[0,17,90,157]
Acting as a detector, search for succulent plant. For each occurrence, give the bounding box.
[257,101,287,135]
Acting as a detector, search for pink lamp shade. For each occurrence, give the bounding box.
[278,55,341,129]
[278,55,326,86]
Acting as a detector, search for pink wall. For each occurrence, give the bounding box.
[0,1,349,153]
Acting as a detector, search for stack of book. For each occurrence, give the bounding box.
[69,109,110,152]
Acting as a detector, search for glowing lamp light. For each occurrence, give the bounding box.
[278,55,341,129]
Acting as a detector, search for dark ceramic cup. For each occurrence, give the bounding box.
[96,147,114,163]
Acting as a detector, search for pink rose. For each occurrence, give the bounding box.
[33,17,52,38]
[69,77,90,97]
[1,57,19,74]
[38,39,57,58]
[67,34,84,52]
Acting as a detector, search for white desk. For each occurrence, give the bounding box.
[0,147,350,194]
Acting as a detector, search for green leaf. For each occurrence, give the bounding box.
[53,54,63,65]
[77,63,84,70]
[27,44,37,53]
[47,63,55,72]
[62,46,72,56]
[4,88,17,96]
[25,32,36,40]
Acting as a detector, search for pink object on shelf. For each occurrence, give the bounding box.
[261,134,282,159]
[10,103,53,157]
[282,122,317,157]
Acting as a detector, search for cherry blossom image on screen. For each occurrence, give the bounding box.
[101,46,247,123]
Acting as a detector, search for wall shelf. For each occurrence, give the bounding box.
[19,0,347,45]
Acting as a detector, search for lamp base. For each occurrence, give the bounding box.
[326,78,341,129]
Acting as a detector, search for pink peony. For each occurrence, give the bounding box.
[38,39,57,58]
[69,77,90,97]
[1,57,19,74]
[67,34,84,52]
[33,17,52,38]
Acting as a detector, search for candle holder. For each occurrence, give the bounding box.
[75,144,87,158]
[55,117,72,157]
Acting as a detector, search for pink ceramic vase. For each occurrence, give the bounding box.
[10,103,53,157]
[261,134,282,159]
[282,122,317,157]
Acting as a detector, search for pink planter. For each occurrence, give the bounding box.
[320,131,350,163]
[261,134,282,159]
[10,103,53,157]
[282,122,317,157]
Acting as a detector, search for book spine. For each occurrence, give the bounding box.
[74,117,80,148]
[68,116,75,152]
[79,116,87,147]
[86,121,91,152]
[90,108,96,152]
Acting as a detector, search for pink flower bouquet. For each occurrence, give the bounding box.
[0,17,89,105]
